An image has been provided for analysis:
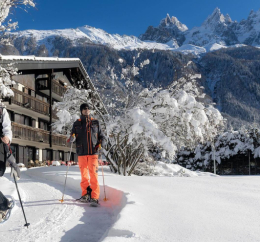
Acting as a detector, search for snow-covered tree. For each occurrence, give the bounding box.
[139,73,225,151]
[0,0,35,44]
[53,55,224,176]
[178,127,260,172]
[105,106,176,175]
[52,86,107,135]
[0,0,35,100]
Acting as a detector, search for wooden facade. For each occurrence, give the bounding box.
[0,56,106,167]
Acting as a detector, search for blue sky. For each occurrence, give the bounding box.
[10,0,260,36]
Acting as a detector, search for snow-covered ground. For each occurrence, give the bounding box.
[1,164,260,242]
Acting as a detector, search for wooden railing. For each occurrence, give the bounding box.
[12,122,49,143]
[11,88,50,116]
[52,134,67,147]
[37,80,66,97]
[52,108,59,120]
[12,122,68,147]
[52,81,66,97]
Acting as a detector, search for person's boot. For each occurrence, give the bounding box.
[78,194,89,203]
[78,186,92,203]
[90,198,99,207]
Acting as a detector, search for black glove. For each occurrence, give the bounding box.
[7,153,21,180]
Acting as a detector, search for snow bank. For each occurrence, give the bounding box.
[52,161,61,166]
[152,162,217,177]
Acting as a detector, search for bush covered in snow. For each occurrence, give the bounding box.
[177,127,260,172]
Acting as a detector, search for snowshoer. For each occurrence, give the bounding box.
[0,106,20,222]
[69,103,106,206]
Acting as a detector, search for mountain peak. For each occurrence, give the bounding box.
[159,14,188,32]
[202,8,232,28]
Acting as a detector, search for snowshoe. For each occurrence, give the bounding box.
[90,198,99,207]
[76,194,90,203]
[0,197,15,224]
[76,186,92,203]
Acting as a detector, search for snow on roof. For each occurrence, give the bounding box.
[0,54,80,62]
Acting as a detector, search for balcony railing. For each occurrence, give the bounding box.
[37,80,66,97]
[52,81,66,97]
[11,88,50,116]
[12,122,49,143]
[52,134,67,147]
[52,108,59,120]
[12,122,68,147]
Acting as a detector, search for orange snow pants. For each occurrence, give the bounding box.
[78,155,100,199]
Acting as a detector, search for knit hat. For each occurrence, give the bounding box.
[80,103,90,114]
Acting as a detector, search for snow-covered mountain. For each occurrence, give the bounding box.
[6,8,260,57]
[184,8,238,46]
[139,14,187,47]
[2,8,260,129]
[9,26,175,55]
[141,8,260,51]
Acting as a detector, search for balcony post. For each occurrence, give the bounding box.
[49,71,54,148]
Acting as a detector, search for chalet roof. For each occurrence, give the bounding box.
[0,55,80,62]
[0,55,108,114]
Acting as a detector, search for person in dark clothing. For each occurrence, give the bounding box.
[0,106,20,222]
[69,103,106,206]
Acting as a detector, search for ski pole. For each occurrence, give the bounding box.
[59,137,74,203]
[13,175,30,228]
[99,148,108,201]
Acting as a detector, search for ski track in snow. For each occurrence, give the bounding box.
[0,169,125,242]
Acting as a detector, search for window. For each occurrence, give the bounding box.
[24,116,30,126]
[14,113,35,127]
[14,114,24,125]
[36,94,48,103]
[29,89,35,97]
[59,151,64,161]
[36,94,43,101]
[32,119,36,128]
[39,119,50,131]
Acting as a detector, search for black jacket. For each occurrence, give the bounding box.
[71,115,106,156]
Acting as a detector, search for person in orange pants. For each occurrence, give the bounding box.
[69,103,106,206]
[78,155,99,199]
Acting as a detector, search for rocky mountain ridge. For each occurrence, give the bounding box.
[1,8,260,129]
[141,8,260,48]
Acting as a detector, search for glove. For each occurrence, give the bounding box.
[95,143,101,152]
[67,134,76,143]
[7,153,21,180]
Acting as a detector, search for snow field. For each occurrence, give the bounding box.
[0,166,126,242]
[1,165,260,241]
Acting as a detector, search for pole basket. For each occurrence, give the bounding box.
[24,223,30,228]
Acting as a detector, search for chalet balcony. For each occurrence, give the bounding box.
[10,88,50,119]
[52,108,59,120]
[52,134,67,147]
[12,122,49,143]
[12,122,68,147]
[37,79,67,101]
